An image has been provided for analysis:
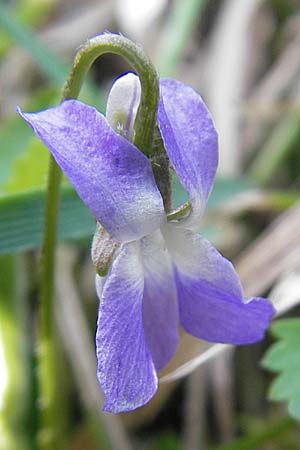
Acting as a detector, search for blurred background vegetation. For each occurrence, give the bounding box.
[0,0,300,449]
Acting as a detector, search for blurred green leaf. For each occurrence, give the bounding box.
[0,4,67,85]
[149,433,180,450]
[172,174,189,207]
[0,118,34,190]
[172,174,253,209]
[0,255,33,450]
[0,5,104,107]
[3,138,49,194]
[14,0,55,28]
[262,319,300,421]
[156,0,206,76]
[0,87,59,192]
[249,113,300,186]
[0,0,56,57]
[208,177,253,209]
[210,415,294,450]
[0,187,95,255]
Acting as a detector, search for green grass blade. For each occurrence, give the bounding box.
[0,5,105,108]
[0,4,68,85]
[156,0,206,76]
[0,187,95,255]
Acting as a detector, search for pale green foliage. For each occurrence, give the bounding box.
[3,138,49,194]
[262,319,300,420]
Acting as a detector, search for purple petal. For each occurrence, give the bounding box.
[141,230,179,371]
[96,242,157,413]
[18,100,164,243]
[163,225,275,344]
[157,79,218,227]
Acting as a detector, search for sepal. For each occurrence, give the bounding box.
[91,223,120,276]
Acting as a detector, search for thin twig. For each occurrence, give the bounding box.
[182,368,206,450]
[210,350,234,442]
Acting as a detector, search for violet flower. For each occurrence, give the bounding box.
[18,73,275,413]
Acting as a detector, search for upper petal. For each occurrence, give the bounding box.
[106,72,141,141]
[157,79,218,227]
[96,242,157,413]
[163,225,275,344]
[18,100,164,243]
[141,230,179,371]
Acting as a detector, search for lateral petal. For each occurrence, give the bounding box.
[157,79,218,227]
[163,225,275,344]
[141,230,179,371]
[18,100,164,243]
[95,242,157,413]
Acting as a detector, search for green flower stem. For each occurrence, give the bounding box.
[63,33,159,155]
[39,33,159,450]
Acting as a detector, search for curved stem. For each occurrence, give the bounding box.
[39,33,159,450]
[63,33,159,155]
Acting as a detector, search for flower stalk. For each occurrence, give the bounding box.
[63,33,159,155]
